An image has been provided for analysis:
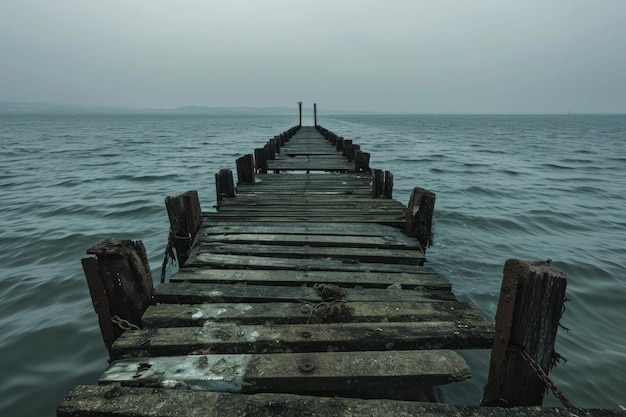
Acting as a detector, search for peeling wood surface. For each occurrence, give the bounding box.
[101,350,470,394]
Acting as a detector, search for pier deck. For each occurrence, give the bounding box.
[59,126,620,416]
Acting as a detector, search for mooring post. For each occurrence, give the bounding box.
[314,103,317,126]
[355,150,370,172]
[215,169,235,202]
[236,154,255,184]
[82,239,154,355]
[372,169,385,198]
[404,187,435,253]
[384,170,394,198]
[342,139,353,161]
[298,101,302,127]
[254,148,267,173]
[482,259,568,408]
[164,190,202,267]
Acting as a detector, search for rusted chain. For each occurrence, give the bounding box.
[111,315,140,331]
[519,347,576,412]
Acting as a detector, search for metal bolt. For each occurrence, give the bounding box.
[300,360,315,373]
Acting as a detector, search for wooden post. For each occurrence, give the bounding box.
[314,103,317,126]
[336,136,344,151]
[215,169,235,202]
[265,143,275,161]
[82,239,154,355]
[342,139,353,161]
[404,187,435,253]
[372,169,385,198]
[164,190,202,266]
[384,170,394,198]
[482,259,568,408]
[355,150,370,172]
[254,148,267,173]
[298,101,302,127]
[236,154,255,185]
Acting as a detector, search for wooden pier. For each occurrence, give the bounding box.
[59,124,624,416]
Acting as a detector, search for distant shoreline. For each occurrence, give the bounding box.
[0,101,623,116]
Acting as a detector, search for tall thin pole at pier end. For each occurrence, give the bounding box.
[314,103,317,126]
[298,101,302,126]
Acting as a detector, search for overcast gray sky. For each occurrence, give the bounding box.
[1,0,625,113]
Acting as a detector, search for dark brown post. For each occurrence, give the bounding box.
[164,190,202,266]
[336,136,344,151]
[236,154,255,184]
[342,139,353,161]
[254,148,267,173]
[482,259,568,408]
[372,169,385,198]
[265,143,275,160]
[355,150,370,172]
[314,103,317,126]
[82,239,154,355]
[384,170,394,198]
[298,101,302,127]
[215,169,235,202]
[404,187,435,252]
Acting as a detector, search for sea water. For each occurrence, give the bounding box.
[1,113,624,416]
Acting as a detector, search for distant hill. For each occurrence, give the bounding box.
[0,101,378,115]
[0,101,309,115]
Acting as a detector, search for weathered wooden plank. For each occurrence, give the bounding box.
[171,268,450,289]
[184,253,427,271]
[266,163,354,172]
[111,321,495,359]
[57,385,626,417]
[214,206,406,215]
[141,301,484,327]
[212,203,404,216]
[154,282,457,304]
[217,197,405,207]
[100,350,470,393]
[218,198,403,207]
[191,243,423,265]
[202,213,406,224]
[197,233,420,249]
[196,222,414,238]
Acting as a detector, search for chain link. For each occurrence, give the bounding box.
[111,315,140,331]
[518,348,576,412]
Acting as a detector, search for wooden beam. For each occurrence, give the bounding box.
[110,320,495,359]
[83,239,154,355]
[59,385,624,417]
[100,350,470,395]
[404,187,436,252]
[236,154,255,185]
[482,259,568,407]
[164,190,202,266]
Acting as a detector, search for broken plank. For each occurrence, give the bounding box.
[100,350,470,394]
